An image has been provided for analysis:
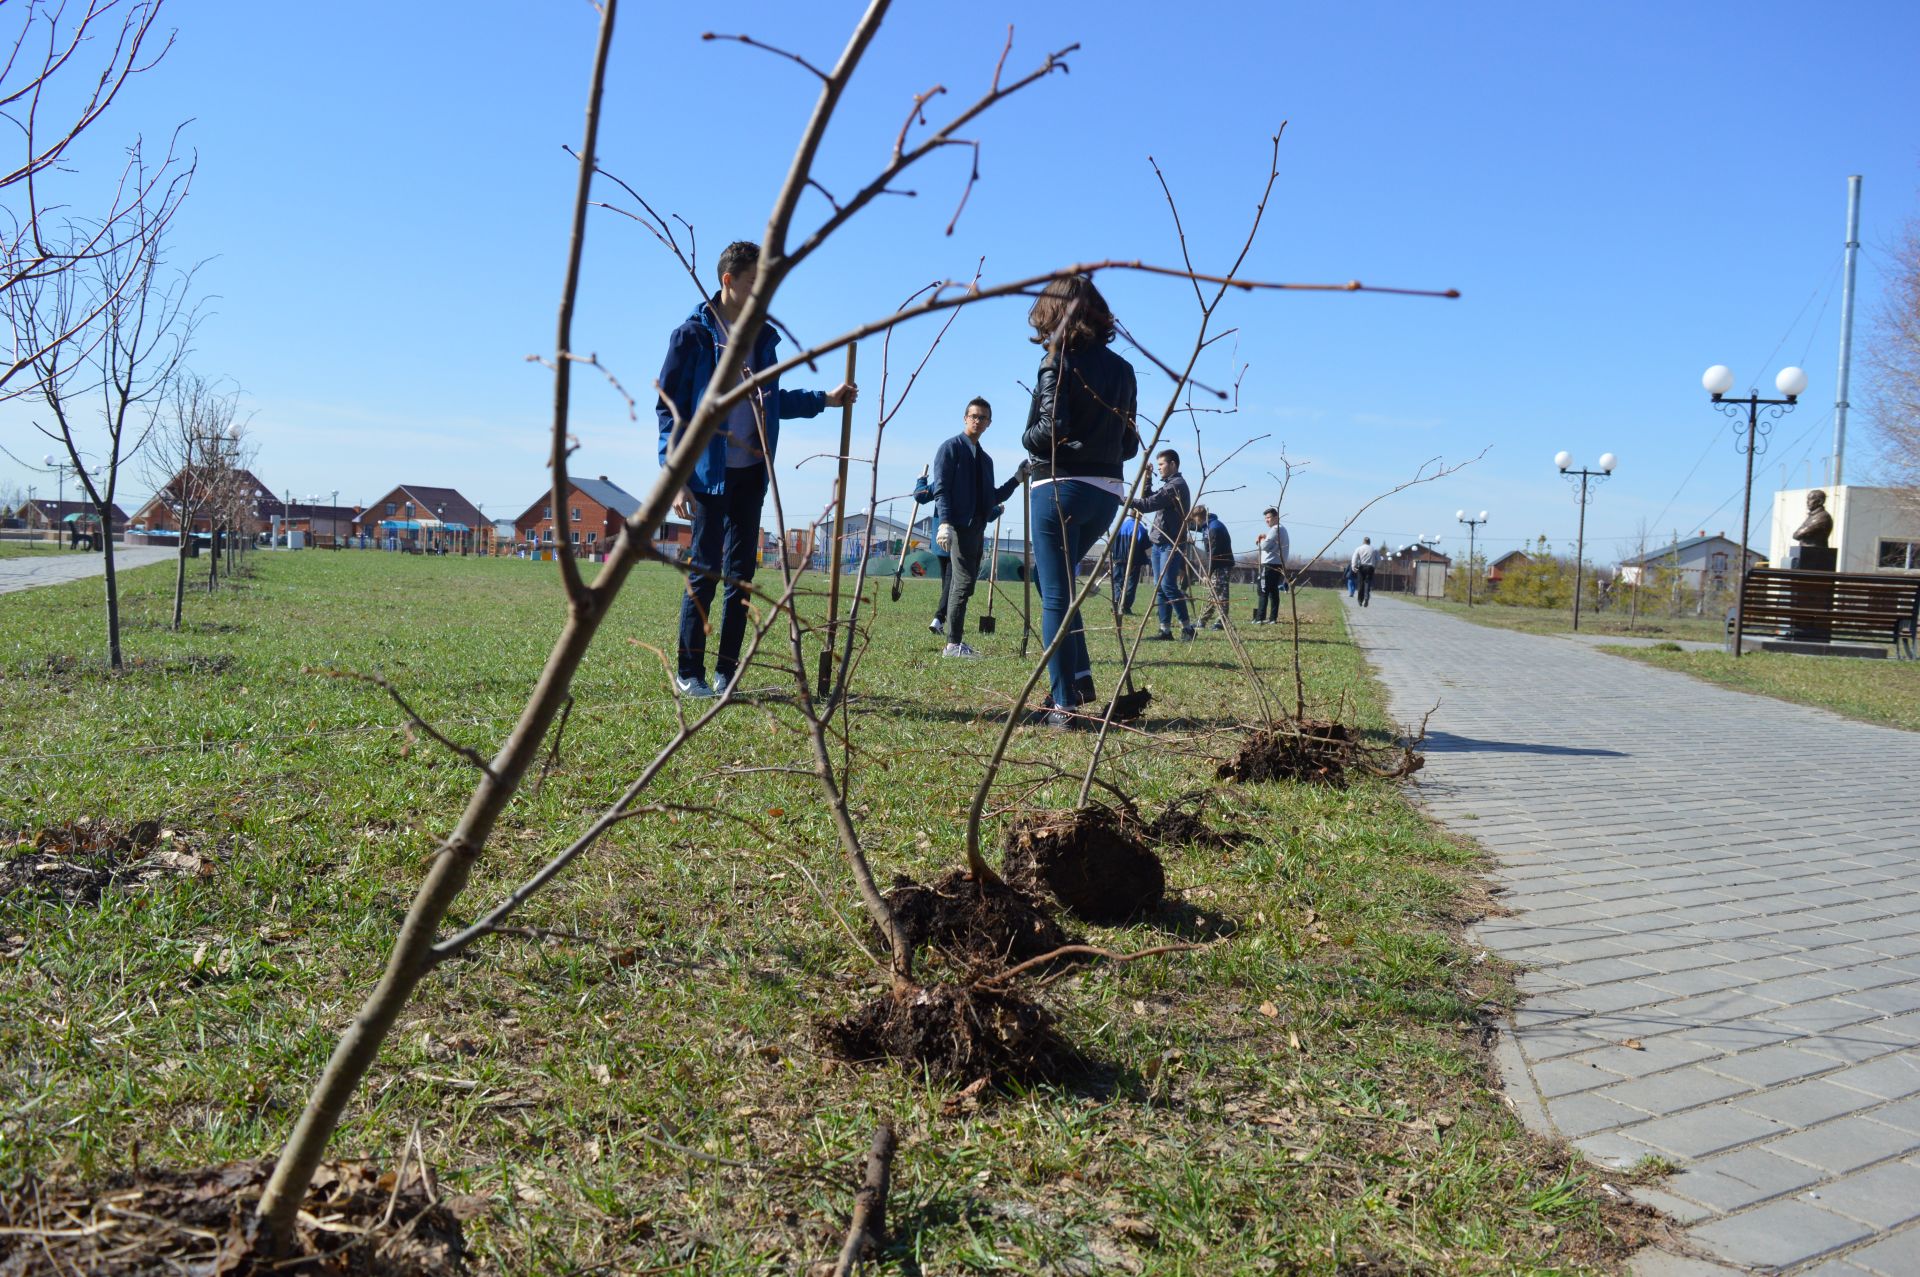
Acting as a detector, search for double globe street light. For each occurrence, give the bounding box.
[1702,364,1806,656]
[1455,510,1488,606]
[1554,451,1616,632]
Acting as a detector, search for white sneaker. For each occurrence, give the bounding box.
[673,674,714,698]
[929,617,945,635]
[942,641,983,659]
[710,671,731,696]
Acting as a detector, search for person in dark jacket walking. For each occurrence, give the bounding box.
[1021,275,1140,727]
[1194,506,1235,629]
[927,397,1025,657]
[1127,449,1195,641]
[1108,514,1150,615]
[656,240,856,697]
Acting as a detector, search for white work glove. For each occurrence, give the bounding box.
[935,522,954,552]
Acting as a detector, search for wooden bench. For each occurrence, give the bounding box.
[1732,568,1920,658]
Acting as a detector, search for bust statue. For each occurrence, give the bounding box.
[1792,489,1833,547]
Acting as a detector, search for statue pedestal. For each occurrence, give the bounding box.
[1786,545,1837,642]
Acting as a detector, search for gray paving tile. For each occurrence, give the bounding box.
[1689,1199,1873,1268]
[1764,1118,1917,1174]
[1809,1161,1920,1228]
[1668,1147,1826,1211]
[1597,1067,1754,1117]
[1731,1079,1883,1127]
[1630,1106,1790,1158]
[1850,1225,1920,1275]
[1826,1053,1920,1101]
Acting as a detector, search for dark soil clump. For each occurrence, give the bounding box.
[883,869,1072,969]
[819,981,1080,1084]
[0,820,213,906]
[1134,791,1250,850]
[1217,719,1423,786]
[1003,805,1164,924]
[0,1158,474,1275]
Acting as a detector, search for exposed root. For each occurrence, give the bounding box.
[0,1159,473,1276]
[1216,718,1423,786]
[1003,805,1165,924]
[1130,790,1249,850]
[818,982,1080,1084]
[882,869,1072,970]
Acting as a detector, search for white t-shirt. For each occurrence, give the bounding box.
[1350,542,1380,569]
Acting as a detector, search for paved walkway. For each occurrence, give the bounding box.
[0,545,174,595]
[1346,595,1920,1276]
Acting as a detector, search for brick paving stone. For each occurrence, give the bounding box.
[1345,597,1920,1268]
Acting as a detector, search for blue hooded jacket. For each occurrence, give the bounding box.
[656,299,827,494]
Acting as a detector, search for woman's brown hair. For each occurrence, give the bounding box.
[1027,274,1116,348]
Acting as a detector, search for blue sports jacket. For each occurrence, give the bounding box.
[656,299,827,494]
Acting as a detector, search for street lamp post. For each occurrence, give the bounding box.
[42,453,74,544]
[1554,451,1616,632]
[1455,510,1488,606]
[1702,364,1804,657]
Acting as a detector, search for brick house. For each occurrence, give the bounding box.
[20,498,130,540]
[353,484,494,554]
[512,476,641,556]
[131,468,285,540]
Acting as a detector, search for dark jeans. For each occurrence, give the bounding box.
[1356,565,1375,607]
[1110,537,1148,612]
[1151,542,1191,630]
[678,465,768,680]
[1031,481,1121,711]
[1254,565,1284,621]
[1198,567,1232,625]
[944,523,986,639]
[933,553,952,622]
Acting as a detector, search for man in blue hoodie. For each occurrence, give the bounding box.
[1194,505,1235,629]
[1108,514,1150,615]
[656,241,856,697]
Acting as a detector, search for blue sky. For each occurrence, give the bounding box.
[6,0,1917,565]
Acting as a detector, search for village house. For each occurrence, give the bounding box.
[354,484,494,555]
[19,499,130,542]
[130,468,285,542]
[511,476,640,557]
[1617,533,1764,593]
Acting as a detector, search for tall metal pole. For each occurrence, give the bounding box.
[819,343,857,700]
[1735,400,1758,657]
[1832,175,1862,486]
[1466,524,1475,606]
[1572,475,1590,632]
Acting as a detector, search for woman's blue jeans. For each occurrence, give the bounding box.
[1029,480,1121,710]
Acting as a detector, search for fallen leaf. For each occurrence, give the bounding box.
[1622,1038,1645,1051]
[1288,1030,1302,1051]
[1257,1001,1279,1018]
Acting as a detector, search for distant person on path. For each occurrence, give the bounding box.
[657,240,858,698]
[1350,537,1380,607]
[1022,275,1140,727]
[1252,506,1289,623]
[1194,505,1234,629]
[1128,448,1195,641]
[927,397,1025,658]
[1108,514,1150,615]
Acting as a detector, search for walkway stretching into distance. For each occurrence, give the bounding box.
[1346,595,1920,1276]
[0,545,174,595]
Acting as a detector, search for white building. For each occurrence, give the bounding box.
[1768,486,1920,574]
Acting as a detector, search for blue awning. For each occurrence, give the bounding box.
[440,522,470,532]
[379,519,422,530]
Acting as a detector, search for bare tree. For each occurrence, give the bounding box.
[5,152,197,668]
[1,0,185,394]
[1866,209,1920,501]
[144,371,239,627]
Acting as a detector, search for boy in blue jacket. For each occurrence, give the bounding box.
[657,241,856,697]
[924,397,1025,657]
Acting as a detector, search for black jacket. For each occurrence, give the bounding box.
[1021,343,1140,482]
[1128,473,1191,546]
[930,433,1021,530]
[1203,515,1233,569]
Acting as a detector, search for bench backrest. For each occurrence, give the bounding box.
[1738,569,1920,640]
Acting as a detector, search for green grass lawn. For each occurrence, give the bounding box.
[1410,595,1725,643]
[1605,644,1920,732]
[0,539,67,560]
[0,552,1653,1273]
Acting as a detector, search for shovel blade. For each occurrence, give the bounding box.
[1112,687,1152,722]
[978,615,996,634]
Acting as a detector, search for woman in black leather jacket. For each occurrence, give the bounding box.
[1020,275,1140,727]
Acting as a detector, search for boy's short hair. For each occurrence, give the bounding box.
[1190,505,1208,522]
[1263,506,1279,518]
[1156,449,1180,469]
[966,396,992,418]
[717,240,760,284]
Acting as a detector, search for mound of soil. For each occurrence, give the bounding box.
[1135,792,1250,851]
[819,981,1079,1084]
[1216,719,1423,786]
[1003,806,1164,924]
[883,870,1072,970]
[0,820,213,906]
[0,1158,475,1275]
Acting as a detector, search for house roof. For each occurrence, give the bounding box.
[24,498,131,524]
[1621,533,1764,567]
[573,476,641,520]
[1490,549,1531,569]
[389,484,486,528]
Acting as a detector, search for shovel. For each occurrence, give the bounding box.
[890,464,929,603]
[978,512,1003,634]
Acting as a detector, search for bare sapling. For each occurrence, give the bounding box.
[145,371,240,628]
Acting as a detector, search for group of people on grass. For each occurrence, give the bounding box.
[654,243,1292,729]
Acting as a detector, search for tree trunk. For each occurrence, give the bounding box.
[173,525,188,629]
[103,532,122,669]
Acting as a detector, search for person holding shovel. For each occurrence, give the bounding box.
[1128,448,1195,642]
[656,240,857,698]
[1021,275,1140,728]
[927,397,1026,659]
